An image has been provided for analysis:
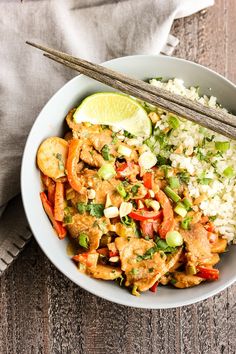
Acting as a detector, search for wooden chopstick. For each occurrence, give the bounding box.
[26,41,236,140]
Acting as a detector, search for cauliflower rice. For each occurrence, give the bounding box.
[144,78,236,243]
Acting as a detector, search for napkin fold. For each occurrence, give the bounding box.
[0,0,214,273]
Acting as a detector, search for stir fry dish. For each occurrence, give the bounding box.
[37,83,231,296]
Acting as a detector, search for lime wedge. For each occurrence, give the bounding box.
[73,92,151,138]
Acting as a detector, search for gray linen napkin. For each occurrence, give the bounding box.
[0,0,214,273]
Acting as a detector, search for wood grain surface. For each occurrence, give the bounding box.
[1,1,236,353]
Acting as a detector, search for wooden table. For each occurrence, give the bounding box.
[1,1,236,353]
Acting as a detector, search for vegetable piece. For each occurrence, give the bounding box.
[143,171,154,189]
[37,137,68,179]
[149,281,158,293]
[181,216,192,230]
[138,151,157,170]
[174,203,187,217]
[66,139,83,192]
[98,163,116,180]
[116,162,138,179]
[101,144,111,160]
[156,189,175,238]
[215,141,230,152]
[119,202,133,218]
[164,186,181,203]
[168,176,180,190]
[118,145,132,157]
[116,183,127,198]
[40,192,66,239]
[48,180,56,205]
[129,209,162,221]
[223,166,234,178]
[169,116,180,129]
[182,198,192,210]
[155,237,176,253]
[104,206,119,218]
[78,233,89,249]
[166,231,183,247]
[87,204,104,218]
[54,182,65,222]
[132,285,140,296]
[197,267,219,280]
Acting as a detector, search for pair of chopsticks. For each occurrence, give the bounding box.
[26,41,236,140]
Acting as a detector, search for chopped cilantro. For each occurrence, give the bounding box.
[87,204,104,218]
[77,202,104,218]
[121,215,133,226]
[208,215,217,222]
[77,202,87,214]
[63,215,72,224]
[178,171,190,184]
[124,130,134,138]
[156,155,171,166]
[131,185,140,196]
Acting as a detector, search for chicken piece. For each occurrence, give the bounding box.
[203,253,220,267]
[172,272,204,289]
[211,238,227,253]
[67,214,110,250]
[87,264,122,280]
[180,223,212,266]
[115,237,169,292]
[66,109,81,132]
[80,143,105,167]
[88,131,113,152]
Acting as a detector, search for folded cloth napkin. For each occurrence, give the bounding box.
[0,0,214,273]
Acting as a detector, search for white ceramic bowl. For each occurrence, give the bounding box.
[21,55,236,309]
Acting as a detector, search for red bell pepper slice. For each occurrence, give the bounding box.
[155,189,174,238]
[197,267,219,280]
[143,171,154,189]
[149,281,158,292]
[66,139,83,192]
[40,192,66,239]
[116,161,139,179]
[129,209,162,221]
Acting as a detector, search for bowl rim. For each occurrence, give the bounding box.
[21,54,236,309]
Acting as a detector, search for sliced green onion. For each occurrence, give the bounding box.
[223,166,234,178]
[181,216,193,230]
[174,203,187,217]
[182,198,192,210]
[101,144,111,161]
[116,182,127,198]
[168,176,180,189]
[215,141,230,152]
[78,233,89,248]
[166,231,183,247]
[164,186,181,203]
[117,145,132,157]
[169,116,180,129]
[98,163,116,180]
[199,178,212,185]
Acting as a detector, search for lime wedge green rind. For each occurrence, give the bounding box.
[73,92,152,138]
